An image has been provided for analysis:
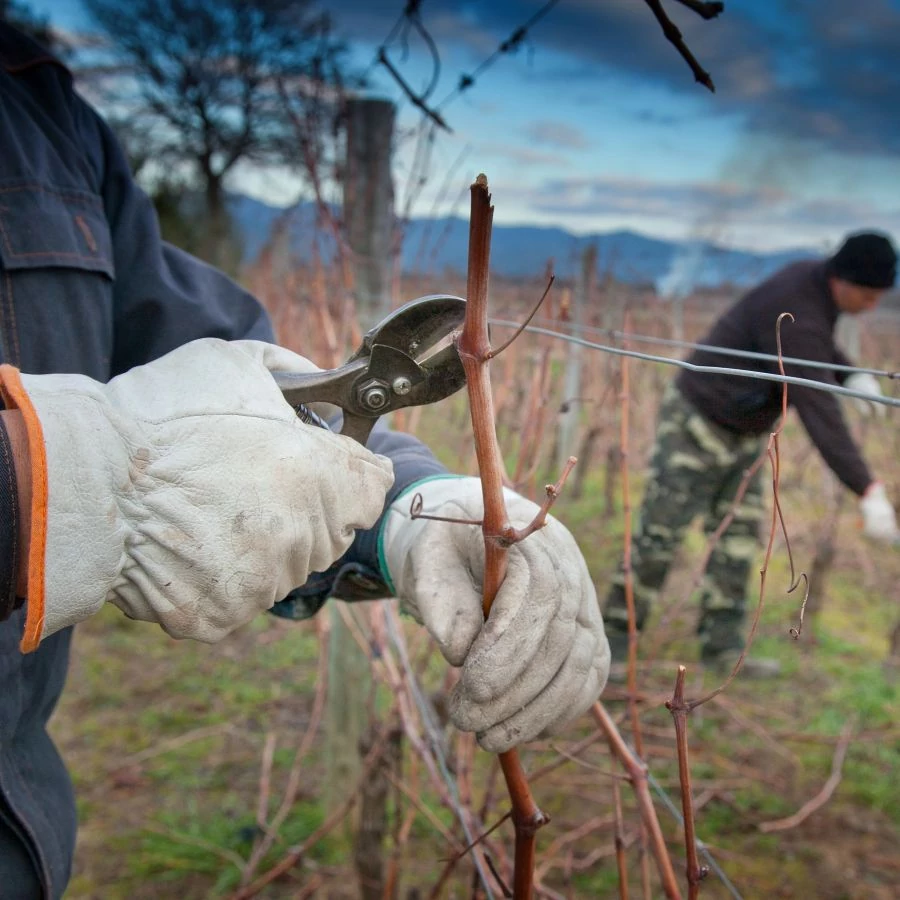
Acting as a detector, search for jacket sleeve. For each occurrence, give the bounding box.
[761,320,872,495]
[72,94,275,368]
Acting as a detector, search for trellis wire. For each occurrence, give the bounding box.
[488,320,900,408]
[523,316,900,379]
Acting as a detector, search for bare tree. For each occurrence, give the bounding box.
[83,0,351,265]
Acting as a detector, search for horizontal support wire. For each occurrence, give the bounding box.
[487,319,900,408]
[527,316,900,379]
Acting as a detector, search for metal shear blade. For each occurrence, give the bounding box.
[273,294,467,444]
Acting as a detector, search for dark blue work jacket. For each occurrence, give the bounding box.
[0,23,443,897]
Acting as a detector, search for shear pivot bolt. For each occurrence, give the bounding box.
[361,385,388,410]
[392,376,412,395]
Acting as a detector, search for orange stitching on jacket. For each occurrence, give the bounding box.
[0,183,102,205]
[74,216,98,253]
[0,213,108,265]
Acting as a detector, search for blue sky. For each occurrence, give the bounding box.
[31,0,900,253]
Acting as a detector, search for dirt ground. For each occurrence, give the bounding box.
[47,289,900,898]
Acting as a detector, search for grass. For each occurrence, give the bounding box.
[53,505,899,899]
[50,312,900,899]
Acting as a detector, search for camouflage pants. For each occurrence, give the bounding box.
[604,383,765,658]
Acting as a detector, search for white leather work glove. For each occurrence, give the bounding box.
[1,339,393,651]
[859,482,900,543]
[844,372,887,419]
[380,476,610,753]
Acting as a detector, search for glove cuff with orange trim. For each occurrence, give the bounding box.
[0,365,50,651]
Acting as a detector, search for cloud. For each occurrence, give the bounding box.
[766,196,900,232]
[478,142,569,167]
[330,0,900,158]
[525,176,787,220]
[265,0,900,251]
[509,172,900,247]
[520,119,589,150]
[727,1,900,155]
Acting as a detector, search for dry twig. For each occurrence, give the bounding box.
[641,0,722,91]
[758,719,856,833]
[592,702,682,898]
[665,667,709,898]
[241,617,331,883]
[230,728,390,899]
[612,779,630,900]
[616,316,656,898]
[617,314,644,750]
[254,732,277,833]
[692,313,801,706]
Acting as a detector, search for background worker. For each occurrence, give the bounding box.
[0,22,610,898]
[604,230,898,675]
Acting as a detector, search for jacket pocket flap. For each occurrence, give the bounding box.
[0,183,114,278]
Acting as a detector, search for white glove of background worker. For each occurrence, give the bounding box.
[380,476,610,753]
[0,339,393,652]
[844,372,887,419]
[859,482,900,543]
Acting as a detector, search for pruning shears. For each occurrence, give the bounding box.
[273,294,468,444]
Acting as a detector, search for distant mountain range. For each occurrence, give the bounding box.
[226,193,817,291]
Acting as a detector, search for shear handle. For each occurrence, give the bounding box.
[274,357,369,410]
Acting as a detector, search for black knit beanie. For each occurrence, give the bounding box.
[828,231,897,288]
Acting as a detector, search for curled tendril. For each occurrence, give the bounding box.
[408,492,483,526]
